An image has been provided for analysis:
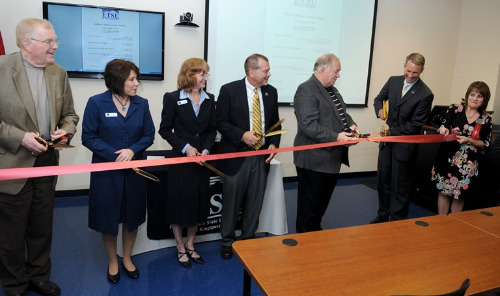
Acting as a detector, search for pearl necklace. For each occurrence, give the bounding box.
[113,94,129,111]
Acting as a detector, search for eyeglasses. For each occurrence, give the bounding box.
[30,38,60,47]
[197,72,210,78]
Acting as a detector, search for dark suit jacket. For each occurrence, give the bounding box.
[373,75,434,161]
[158,89,216,156]
[293,74,356,174]
[215,78,281,176]
[0,52,79,195]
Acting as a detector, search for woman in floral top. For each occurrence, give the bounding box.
[431,81,492,214]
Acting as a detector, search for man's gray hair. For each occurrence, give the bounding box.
[16,18,54,48]
[313,53,339,72]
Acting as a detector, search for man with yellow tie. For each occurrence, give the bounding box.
[215,54,281,259]
[372,53,434,223]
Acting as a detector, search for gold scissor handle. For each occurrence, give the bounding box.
[382,100,388,120]
[34,132,49,150]
[34,132,72,149]
[194,149,227,178]
[264,118,285,135]
[257,129,288,138]
[131,167,160,182]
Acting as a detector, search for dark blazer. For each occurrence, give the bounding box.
[0,52,79,195]
[373,75,434,161]
[81,90,155,234]
[293,74,356,174]
[158,89,216,156]
[215,78,281,176]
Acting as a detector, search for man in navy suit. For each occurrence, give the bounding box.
[372,53,434,223]
[216,54,281,259]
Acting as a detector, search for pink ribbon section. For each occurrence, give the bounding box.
[0,134,453,181]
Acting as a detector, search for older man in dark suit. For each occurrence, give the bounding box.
[216,54,281,259]
[293,53,359,233]
[0,18,78,296]
[371,53,434,223]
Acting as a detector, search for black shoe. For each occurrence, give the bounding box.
[177,251,192,269]
[185,246,205,265]
[27,281,61,296]
[121,261,139,279]
[220,245,233,259]
[7,292,26,296]
[107,267,120,284]
[370,215,389,224]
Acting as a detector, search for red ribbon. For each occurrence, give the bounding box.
[0,134,453,181]
[470,123,482,140]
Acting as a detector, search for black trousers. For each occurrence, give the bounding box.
[0,150,57,295]
[376,143,414,220]
[220,156,268,247]
[295,166,339,233]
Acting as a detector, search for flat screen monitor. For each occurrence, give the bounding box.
[206,0,377,106]
[43,2,165,80]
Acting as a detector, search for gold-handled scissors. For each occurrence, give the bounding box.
[131,167,160,182]
[257,129,288,137]
[380,101,389,143]
[382,100,388,120]
[34,132,74,149]
[194,149,226,179]
[265,118,285,135]
[256,118,287,138]
[348,125,376,138]
[380,123,390,137]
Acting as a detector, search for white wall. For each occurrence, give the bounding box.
[451,0,500,108]
[1,0,499,190]
[275,0,500,176]
[1,0,206,190]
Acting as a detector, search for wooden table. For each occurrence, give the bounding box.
[449,206,500,238]
[233,215,500,296]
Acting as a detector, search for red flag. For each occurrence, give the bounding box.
[0,31,5,55]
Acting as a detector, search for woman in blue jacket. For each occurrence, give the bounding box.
[82,59,155,283]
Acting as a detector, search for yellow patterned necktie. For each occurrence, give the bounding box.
[252,87,263,150]
[402,84,409,97]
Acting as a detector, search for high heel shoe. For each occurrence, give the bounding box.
[177,251,191,269]
[121,261,139,279]
[185,245,205,265]
[107,266,120,284]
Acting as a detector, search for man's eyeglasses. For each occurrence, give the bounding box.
[30,38,60,47]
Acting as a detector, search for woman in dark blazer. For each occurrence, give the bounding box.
[159,58,216,268]
[82,59,155,283]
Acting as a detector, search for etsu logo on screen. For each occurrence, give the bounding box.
[295,0,316,7]
[102,9,119,20]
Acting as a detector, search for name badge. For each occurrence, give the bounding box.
[476,118,485,124]
[177,99,188,105]
[105,112,118,117]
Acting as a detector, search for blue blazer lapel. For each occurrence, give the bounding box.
[125,98,139,121]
